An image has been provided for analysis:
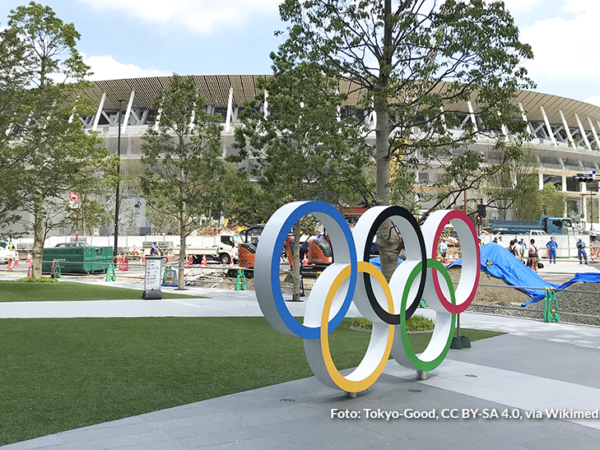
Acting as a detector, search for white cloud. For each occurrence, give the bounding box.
[77,0,281,34]
[83,54,171,81]
[585,96,600,107]
[521,0,600,79]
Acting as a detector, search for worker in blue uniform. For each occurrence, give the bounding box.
[546,236,558,264]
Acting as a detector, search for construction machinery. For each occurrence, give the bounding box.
[237,225,266,277]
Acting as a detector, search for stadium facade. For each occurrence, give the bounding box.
[69,75,600,234]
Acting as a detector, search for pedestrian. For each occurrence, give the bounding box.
[591,229,597,246]
[518,238,527,262]
[510,240,520,258]
[498,236,505,248]
[527,239,539,272]
[577,238,588,265]
[546,236,558,264]
[493,237,498,244]
[440,238,448,261]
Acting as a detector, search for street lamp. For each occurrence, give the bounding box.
[113,99,123,259]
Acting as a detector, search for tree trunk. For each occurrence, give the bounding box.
[178,211,186,290]
[31,197,45,280]
[292,221,301,302]
[373,0,399,282]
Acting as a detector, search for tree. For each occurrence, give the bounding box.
[541,183,566,218]
[233,62,370,301]
[141,75,240,290]
[0,26,31,228]
[5,3,111,278]
[513,175,541,220]
[276,0,534,280]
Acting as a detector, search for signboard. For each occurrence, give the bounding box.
[492,212,500,218]
[70,191,78,201]
[143,257,162,300]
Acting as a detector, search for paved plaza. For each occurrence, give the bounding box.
[3,267,600,449]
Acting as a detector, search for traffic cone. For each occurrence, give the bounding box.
[7,259,12,272]
[230,256,234,267]
[14,253,19,266]
[123,255,129,271]
[117,254,123,271]
[201,254,207,266]
[26,252,32,264]
[186,255,193,269]
[302,254,309,266]
[141,253,146,263]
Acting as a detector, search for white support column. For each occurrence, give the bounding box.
[497,111,508,136]
[540,106,557,146]
[92,93,106,132]
[440,106,447,132]
[575,113,592,150]
[587,117,600,149]
[539,173,544,190]
[225,87,234,132]
[467,101,478,132]
[68,96,79,123]
[154,108,162,131]
[559,110,575,147]
[518,103,533,135]
[264,90,269,120]
[122,91,135,134]
[561,175,567,192]
[582,180,587,193]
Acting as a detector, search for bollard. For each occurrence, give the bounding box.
[7,259,13,272]
[105,264,117,282]
[544,287,560,323]
[236,268,247,291]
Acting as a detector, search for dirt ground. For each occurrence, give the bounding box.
[448,267,531,305]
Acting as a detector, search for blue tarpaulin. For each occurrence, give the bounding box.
[521,272,600,306]
[448,243,558,301]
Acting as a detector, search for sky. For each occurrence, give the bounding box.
[0,0,598,106]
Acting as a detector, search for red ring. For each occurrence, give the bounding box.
[430,210,480,314]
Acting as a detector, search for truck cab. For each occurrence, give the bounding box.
[540,216,576,235]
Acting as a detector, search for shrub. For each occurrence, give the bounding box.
[16,277,58,283]
[352,315,435,332]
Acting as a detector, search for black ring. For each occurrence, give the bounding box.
[362,206,427,324]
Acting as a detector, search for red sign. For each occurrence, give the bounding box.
[70,192,78,201]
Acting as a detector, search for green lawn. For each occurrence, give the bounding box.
[0,280,197,301]
[0,316,502,446]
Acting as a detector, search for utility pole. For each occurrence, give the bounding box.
[113,100,123,259]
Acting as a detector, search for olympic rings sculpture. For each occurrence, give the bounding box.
[255,201,481,393]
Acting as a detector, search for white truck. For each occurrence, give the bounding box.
[183,233,242,265]
[0,240,16,264]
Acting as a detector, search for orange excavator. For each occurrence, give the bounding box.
[237,224,265,278]
[285,234,333,271]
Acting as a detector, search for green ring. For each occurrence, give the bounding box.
[400,258,456,372]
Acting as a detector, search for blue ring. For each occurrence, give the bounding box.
[270,201,357,340]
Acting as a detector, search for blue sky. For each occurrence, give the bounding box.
[0,0,598,106]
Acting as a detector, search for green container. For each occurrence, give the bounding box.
[42,246,113,274]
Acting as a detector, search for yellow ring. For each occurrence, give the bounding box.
[320,261,395,392]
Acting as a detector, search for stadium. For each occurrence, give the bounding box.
[75,75,600,235]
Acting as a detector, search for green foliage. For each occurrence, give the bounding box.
[514,175,542,220]
[352,315,435,332]
[232,61,370,214]
[541,183,566,217]
[15,277,57,283]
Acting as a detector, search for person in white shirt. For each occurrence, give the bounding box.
[440,238,448,261]
[591,229,597,246]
